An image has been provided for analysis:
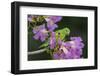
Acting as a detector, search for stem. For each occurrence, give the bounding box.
[28,48,46,55]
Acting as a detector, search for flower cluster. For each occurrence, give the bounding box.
[28,15,84,59]
[53,37,84,59]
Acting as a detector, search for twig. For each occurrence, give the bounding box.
[28,48,46,55]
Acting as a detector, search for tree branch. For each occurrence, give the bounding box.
[28,48,46,55]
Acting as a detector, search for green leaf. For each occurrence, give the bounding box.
[39,41,49,48]
[55,27,70,40]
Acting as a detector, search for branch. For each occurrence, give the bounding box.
[28,48,46,55]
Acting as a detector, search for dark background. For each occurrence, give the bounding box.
[28,16,88,61]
